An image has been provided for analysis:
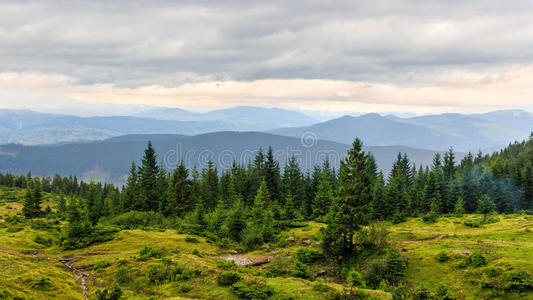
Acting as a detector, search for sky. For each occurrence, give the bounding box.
[1,0,533,116]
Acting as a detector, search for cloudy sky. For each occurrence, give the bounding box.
[1,0,533,116]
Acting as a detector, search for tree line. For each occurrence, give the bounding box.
[2,136,532,254]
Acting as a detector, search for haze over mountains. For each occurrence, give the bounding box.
[0,105,532,183]
[0,132,451,183]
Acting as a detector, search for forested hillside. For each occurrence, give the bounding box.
[0,136,532,299]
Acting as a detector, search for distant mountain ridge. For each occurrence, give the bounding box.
[0,131,454,184]
[270,110,533,152]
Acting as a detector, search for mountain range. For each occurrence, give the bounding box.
[0,132,453,184]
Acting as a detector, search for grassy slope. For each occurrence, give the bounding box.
[390,215,533,299]
[1,185,532,299]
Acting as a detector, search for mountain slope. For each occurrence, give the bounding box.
[0,132,450,183]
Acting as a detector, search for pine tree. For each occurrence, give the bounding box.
[312,172,333,218]
[139,141,159,211]
[86,183,102,225]
[265,147,281,203]
[282,155,305,208]
[322,138,373,259]
[123,161,139,211]
[422,171,442,214]
[283,192,297,221]
[478,195,496,221]
[225,200,246,241]
[372,172,390,220]
[22,187,35,218]
[57,192,67,216]
[252,179,270,224]
[166,162,192,216]
[201,160,218,210]
[454,197,465,216]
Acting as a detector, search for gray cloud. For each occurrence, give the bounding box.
[1,0,533,88]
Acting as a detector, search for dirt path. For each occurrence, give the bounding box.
[0,247,89,300]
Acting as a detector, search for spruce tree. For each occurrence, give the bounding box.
[322,138,373,259]
[372,172,390,220]
[138,141,159,211]
[123,161,139,211]
[265,147,281,203]
[454,197,465,216]
[282,155,305,208]
[166,162,192,216]
[312,173,333,218]
[522,163,533,210]
[201,160,218,210]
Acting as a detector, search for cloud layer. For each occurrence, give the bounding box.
[1,0,533,114]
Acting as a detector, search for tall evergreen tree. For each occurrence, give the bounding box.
[201,160,219,210]
[322,138,373,259]
[264,147,281,203]
[166,162,192,216]
[138,141,160,211]
[312,172,333,218]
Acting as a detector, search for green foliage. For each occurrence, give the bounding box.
[464,218,483,227]
[0,287,11,299]
[33,234,54,247]
[138,246,163,261]
[357,222,389,249]
[230,279,274,300]
[95,284,123,300]
[469,252,488,267]
[363,259,388,289]
[179,283,192,293]
[296,248,325,264]
[93,260,112,271]
[192,248,201,256]
[346,269,365,288]
[435,251,450,262]
[184,236,199,243]
[115,267,131,284]
[500,271,533,291]
[30,276,53,291]
[385,248,407,285]
[290,259,313,280]
[312,281,334,293]
[217,272,242,286]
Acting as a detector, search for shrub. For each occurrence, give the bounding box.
[6,226,23,233]
[216,260,236,270]
[115,268,131,284]
[346,269,365,288]
[0,287,11,299]
[147,265,166,284]
[392,211,406,224]
[217,272,242,286]
[185,236,199,243]
[422,212,438,224]
[312,281,334,293]
[296,248,325,264]
[412,287,432,299]
[104,211,165,229]
[469,252,487,267]
[138,246,162,261]
[192,248,201,256]
[95,284,123,300]
[30,219,55,230]
[290,259,313,280]
[500,271,533,291]
[94,260,112,271]
[435,251,450,262]
[62,225,117,250]
[363,259,388,289]
[457,260,467,269]
[358,222,389,249]
[31,276,53,291]
[386,248,407,285]
[464,219,483,228]
[179,284,192,293]
[231,279,274,299]
[33,234,54,247]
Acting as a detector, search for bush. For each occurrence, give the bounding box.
[386,248,406,285]
[33,234,54,247]
[147,265,166,284]
[296,248,325,264]
[469,252,487,267]
[185,236,199,243]
[94,260,112,271]
[358,222,389,249]
[62,225,117,250]
[217,272,242,286]
[435,251,450,262]
[412,287,432,299]
[231,279,274,299]
[392,211,406,224]
[104,211,165,229]
[115,268,131,284]
[179,284,192,293]
[192,248,201,256]
[457,260,467,269]
[0,287,11,299]
[138,246,163,261]
[363,259,388,289]
[290,259,313,280]
[95,284,123,300]
[464,219,483,228]
[6,226,23,233]
[500,271,533,291]
[346,269,365,288]
[312,281,334,293]
[30,276,53,291]
[422,212,438,223]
